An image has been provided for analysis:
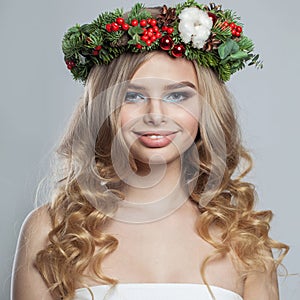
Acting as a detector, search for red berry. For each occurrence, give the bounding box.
[152,26,159,32]
[150,35,156,42]
[235,31,241,37]
[230,22,236,29]
[66,61,75,69]
[131,19,138,26]
[231,29,237,36]
[141,35,148,41]
[92,50,99,56]
[95,45,102,51]
[162,25,168,32]
[150,19,157,27]
[116,17,125,25]
[105,24,112,32]
[136,43,143,49]
[167,27,174,34]
[147,18,152,24]
[223,21,229,28]
[147,31,153,37]
[236,26,242,33]
[148,28,154,33]
[156,32,162,39]
[146,40,152,46]
[140,19,147,27]
[142,28,147,33]
[111,22,119,31]
[122,23,130,31]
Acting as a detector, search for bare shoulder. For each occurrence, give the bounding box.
[12,204,54,300]
[21,204,52,240]
[243,247,279,300]
[15,204,53,256]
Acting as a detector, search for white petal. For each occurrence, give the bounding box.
[179,21,195,35]
[180,33,192,44]
[198,10,213,29]
[194,26,211,41]
[179,7,201,20]
[192,38,205,49]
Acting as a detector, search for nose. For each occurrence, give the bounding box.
[143,97,166,126]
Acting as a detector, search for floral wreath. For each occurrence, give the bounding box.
[62,0,263,84]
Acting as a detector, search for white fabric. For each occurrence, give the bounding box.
[73,283,243,300]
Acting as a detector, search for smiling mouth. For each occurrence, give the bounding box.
[133,131,178,148]
[133,131,178,137]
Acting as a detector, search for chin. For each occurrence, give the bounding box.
[131,146,181,166]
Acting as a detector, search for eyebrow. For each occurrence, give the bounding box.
[127,81,197,91]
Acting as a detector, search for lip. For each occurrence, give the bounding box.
[133,131,178,148]
[133,130,178,136]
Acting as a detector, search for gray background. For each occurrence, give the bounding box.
[1,0,299,299]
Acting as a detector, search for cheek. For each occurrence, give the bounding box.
[119,106,135,129]
[184,116,199,138]
[172,106,199,138]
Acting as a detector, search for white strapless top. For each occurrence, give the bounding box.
[73,283,243,300]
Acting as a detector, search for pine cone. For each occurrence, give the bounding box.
[204,3,222,12]
[203,33,222,52]
[157,5,178,27]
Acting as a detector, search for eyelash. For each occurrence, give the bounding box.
[124,92,147,103]
[124,91,192,103]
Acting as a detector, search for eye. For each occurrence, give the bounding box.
[124,91,147,103]
[163,91,191,103]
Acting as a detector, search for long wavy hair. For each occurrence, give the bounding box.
[34,51,289,299]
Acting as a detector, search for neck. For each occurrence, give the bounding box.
[124,158,184,202]
[112,157,193,223]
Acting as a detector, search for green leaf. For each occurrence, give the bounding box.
[128,26,144,36]
[80,24,91,34]
[127,40,137,45]
[68,25,81,34]
[230,51,249,60]
[218,39,239,59]
[231,40,239,53]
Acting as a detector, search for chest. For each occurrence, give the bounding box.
[95,220,243,291]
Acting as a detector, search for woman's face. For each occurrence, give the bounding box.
[119,52,200,165]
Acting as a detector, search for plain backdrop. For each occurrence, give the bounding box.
[1,0,299,299]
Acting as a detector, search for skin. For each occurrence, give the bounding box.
[118,52,200,207]
[11,52,279,300]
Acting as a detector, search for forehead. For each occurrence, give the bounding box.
[131,52,198,88]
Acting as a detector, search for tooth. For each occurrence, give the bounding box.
[148,135,163,139]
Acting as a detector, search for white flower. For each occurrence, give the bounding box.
[178,7,213,49]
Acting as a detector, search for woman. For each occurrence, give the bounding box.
[12,1,289,300]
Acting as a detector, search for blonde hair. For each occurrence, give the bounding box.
[35,50,289,300]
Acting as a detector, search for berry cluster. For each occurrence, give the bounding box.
[104,16,180,53]
[92,45,102,56]
[105,17,130,32]
[222,21,243,37]
[66,60,76,70]
[161,25,174,35]
[133,18,163,48]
